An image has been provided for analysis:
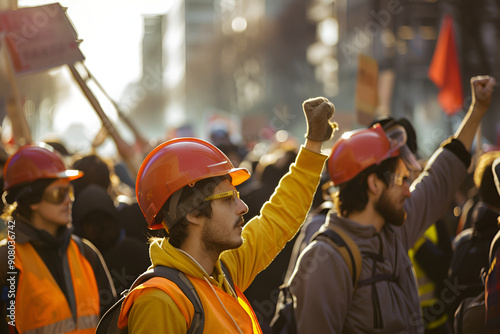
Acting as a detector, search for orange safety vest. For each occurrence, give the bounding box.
[14,239,100,334]
[120,275,263,333]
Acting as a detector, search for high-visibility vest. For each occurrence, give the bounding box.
[120,275,263,333]
[409,225,448,329]
[15,239,100,334]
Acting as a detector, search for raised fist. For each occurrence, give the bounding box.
[471,75,496,107]
[303,97,337,141]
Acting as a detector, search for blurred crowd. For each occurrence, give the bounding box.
[0,76,498,334]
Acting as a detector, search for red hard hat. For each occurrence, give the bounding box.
[136,137,250,230]
[3,143,83,191]
[328,125,401,185]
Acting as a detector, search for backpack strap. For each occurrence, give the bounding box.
[271,223,362,334]
[96,266,204,334]
[95,295,128,334]
[71,234,85,253]
[313,224,362,288]
[149,267,204,334]
[454,291,486,334]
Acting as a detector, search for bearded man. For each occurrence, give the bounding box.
[287,75,496,333]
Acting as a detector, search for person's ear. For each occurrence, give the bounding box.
[186,213,203,227]
[367,173,384,196]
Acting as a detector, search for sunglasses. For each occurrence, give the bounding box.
[42,185,74,204]
[205,190,240,205]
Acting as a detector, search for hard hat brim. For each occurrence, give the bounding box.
[56,170,84,181]
[228,167,251,186]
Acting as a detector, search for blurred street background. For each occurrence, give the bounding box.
[0,0,499,161]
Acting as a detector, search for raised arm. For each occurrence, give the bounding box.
[402,75,496,248]
[223,97,336,290]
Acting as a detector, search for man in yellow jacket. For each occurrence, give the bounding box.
[117,97,336,333]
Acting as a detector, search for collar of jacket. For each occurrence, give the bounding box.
[149,238,232,294]
[13,215,74,252]
[328,211,387,239]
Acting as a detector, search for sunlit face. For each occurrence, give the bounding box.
[375,159,411,226]
[200,179,248,253]
[30,178,73,235]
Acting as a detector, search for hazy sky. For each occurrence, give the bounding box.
[17,0,175,153]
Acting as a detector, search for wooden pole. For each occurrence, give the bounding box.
[68,62,140,176]
[80,63,152,154]
[91,125,108,149]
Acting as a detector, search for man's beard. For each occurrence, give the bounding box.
[374,189,407,226]
[201,217,244,254]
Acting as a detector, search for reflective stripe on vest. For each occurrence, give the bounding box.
[237,294,261,334]
[409,225,439,304]
[15,239,100,334]
[120,276,263,333]
[409,225,448,329]
[23,315,99,334]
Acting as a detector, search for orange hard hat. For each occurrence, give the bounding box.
[328,124,402,185]
[3,143,83,191]
[136,137,250,230]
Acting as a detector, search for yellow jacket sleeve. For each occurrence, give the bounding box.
[222,146,327,291]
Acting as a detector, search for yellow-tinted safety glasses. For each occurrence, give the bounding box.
[205,190,240,204]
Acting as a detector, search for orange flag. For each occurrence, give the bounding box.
[428,14,463,115]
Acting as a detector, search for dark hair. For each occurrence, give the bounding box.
[44,141,70,157]
[71,154,111,196]
[2,178,55,220]
[78,211,120,253]
[335,157,399,217]
[474,151,500,209]
[164,175,231,248]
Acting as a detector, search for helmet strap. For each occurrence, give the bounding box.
[161,188,183,229]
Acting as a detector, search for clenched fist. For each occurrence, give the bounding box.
[471,75,496,108]
[303,97,337,141]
